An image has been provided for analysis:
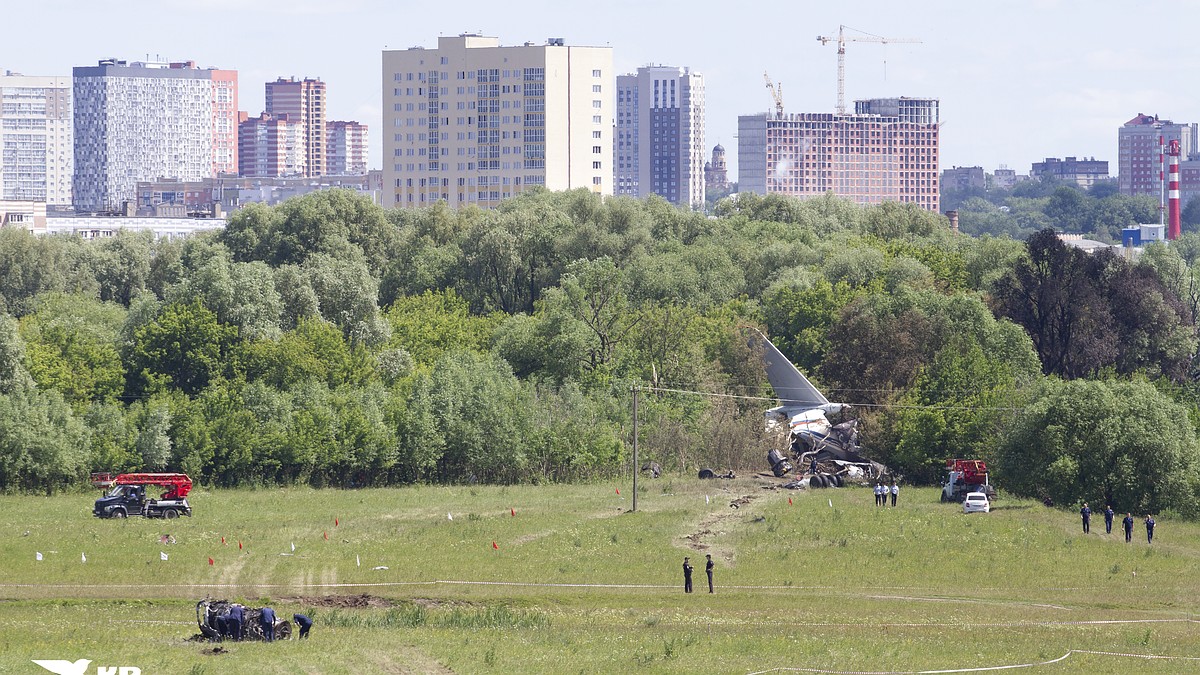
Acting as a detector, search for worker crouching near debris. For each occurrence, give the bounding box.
[293,613,313,639]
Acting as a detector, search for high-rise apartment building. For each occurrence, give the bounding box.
[266,77,326,177]
[738,97,940,211]
[0,71,73,205]
[614,66,704,208]
[238,112,304,177]
[327,121,368,175]
[1118,113,1197,197]
[382,34,612,208]
[72,59,238,211]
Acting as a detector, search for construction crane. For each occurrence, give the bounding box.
[816,25,921,115]
[763,71,783,118]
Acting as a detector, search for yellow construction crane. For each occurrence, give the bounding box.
[816,25,921,115]
[763,71,783,118]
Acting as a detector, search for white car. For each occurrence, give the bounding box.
[963,492,991,514]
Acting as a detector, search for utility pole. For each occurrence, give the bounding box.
[631,386,639,512]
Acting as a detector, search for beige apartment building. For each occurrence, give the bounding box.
[382,34,612,208]
[0,72,73,205]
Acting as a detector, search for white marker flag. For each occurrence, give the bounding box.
[35,552,42,561]
[81,552,86,563]
[291,542,296,552]
[160,551,169,561]
[447,512,453,521]
[706,495,710,505]
[829,499,833,508]
[356,554,361,567]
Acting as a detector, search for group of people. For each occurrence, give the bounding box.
[213,604,313,641]
[1080,503,1156,543]
[874,482,899,507]
[682,554,715,593]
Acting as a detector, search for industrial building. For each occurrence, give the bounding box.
[382,34,613,208]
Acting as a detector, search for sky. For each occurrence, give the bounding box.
[8,0,1200,180]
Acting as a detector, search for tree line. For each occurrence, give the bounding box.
[2,187,1200,518]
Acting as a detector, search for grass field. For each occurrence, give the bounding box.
[2,478,1200,674]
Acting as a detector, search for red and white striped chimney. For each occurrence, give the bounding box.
[1169,139,1182,240]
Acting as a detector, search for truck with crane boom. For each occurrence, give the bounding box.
[941,459,996,503]
[92,473,194,519]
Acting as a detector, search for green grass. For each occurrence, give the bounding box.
[3,481,1200,673]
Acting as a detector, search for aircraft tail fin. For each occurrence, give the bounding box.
[750,330,830,409]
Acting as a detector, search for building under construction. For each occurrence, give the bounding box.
[737,97,940,212]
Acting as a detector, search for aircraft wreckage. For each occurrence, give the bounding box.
[751,330,889,486]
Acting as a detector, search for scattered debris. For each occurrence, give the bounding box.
[641,462,662,478]
[729,496,753,509]
[277,594,394,608]
[698,469,736,480]
[196,599,292,641]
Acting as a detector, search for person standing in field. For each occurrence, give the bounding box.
[1080,503,1091,534]
[874,483,883,507]
[890,482,899,507]
[1123,513,1134,543]
[1104,505,1114,534]
[227,603,244,641]
[1145,515,1156,544]
[706,554,714,593]
[260,606,276,642]
[683,557,693,593]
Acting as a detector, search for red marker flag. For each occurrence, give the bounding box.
[221,536,226,545]
[323,531,328,540]
[616,488,620,495]
[208,557,214,566]
[335,517,339,527]
[238,541,243,550]
[788,497,793,505]
[492,541,499,550]
[511,508,515,517]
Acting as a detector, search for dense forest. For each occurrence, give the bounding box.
[4,187,1200,517]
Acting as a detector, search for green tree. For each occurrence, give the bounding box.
[996,378,1200,516]
[126,300,238,396]
[19,293,125,405]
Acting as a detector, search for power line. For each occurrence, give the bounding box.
[643,385,1023,413]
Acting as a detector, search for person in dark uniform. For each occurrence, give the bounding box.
[227,603,244,641]
[1080,503,1091,534]
[293,613,313,639]
[1104,505,1114,534]
[1145,515,1156,544]
[705,554,714,593]
[683,557,693,593]
[1122,513,1134,543]
[260,606,276,642]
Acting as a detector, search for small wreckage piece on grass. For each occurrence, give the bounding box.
[698,468,736,480]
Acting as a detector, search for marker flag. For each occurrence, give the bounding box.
[221,536,226,545]
[291,542,295,552]
[36,552,42,561]
[511,508,515,517]
[208,557,214,566]
[492,541,499,550]
[448,512,453,521]
[616,488,620,495]
[335,517,339,527]
[81,552,86,563]
[238,540,243,550]
[357,554,361,567]
[706,495,710,505]
[160,551,169,561]
[323,531,328,540]
[829,499,833,508]
[788,497,793,505]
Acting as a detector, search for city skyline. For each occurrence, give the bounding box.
[8,0,1200,183]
